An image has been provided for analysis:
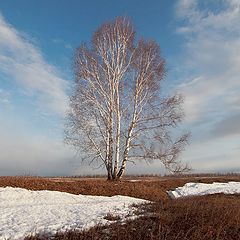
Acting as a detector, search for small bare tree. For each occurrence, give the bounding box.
[65,17,190,180]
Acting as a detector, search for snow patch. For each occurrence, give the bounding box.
[0,187,148,239]
[127,180,142,182]
[168,181,240,199]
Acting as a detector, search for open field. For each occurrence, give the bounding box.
[27,194,240,240]
[1,175,240,239]
[1,175,240,201]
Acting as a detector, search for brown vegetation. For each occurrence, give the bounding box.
[1,176,239,239]
[1,175,239,201]
[26,194,240,240]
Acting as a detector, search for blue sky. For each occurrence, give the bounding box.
[0,0,239,176]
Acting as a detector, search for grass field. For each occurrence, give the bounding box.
[1,175,240,240]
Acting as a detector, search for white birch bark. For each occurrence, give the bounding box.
[65,17,189,180]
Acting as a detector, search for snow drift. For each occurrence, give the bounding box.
[0,187,147,240]
[168,181,240,199]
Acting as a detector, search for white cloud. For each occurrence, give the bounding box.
[175,0,240,124]
[0,14,74,176]
[183,135,240,172]
[0,111,103,176]
[52,38,73,50]
[65,43,73,50]
[174,0,240,172]
[0,88,10,105]
[176,0,240,32]
[0,14,69,116]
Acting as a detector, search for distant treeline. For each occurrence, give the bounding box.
[44,172,240,179]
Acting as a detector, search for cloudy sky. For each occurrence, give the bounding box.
[0,0,239,176]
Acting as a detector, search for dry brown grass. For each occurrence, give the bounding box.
[1,176,240,240]
[1,175,239,201]
[26,194,240,240]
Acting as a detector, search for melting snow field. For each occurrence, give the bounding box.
[168,181,240,199]
[0,187,147,240]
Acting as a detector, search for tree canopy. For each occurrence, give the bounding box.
[65,17,190,180]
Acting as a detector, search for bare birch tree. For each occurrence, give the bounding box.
[65,17,190,180]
